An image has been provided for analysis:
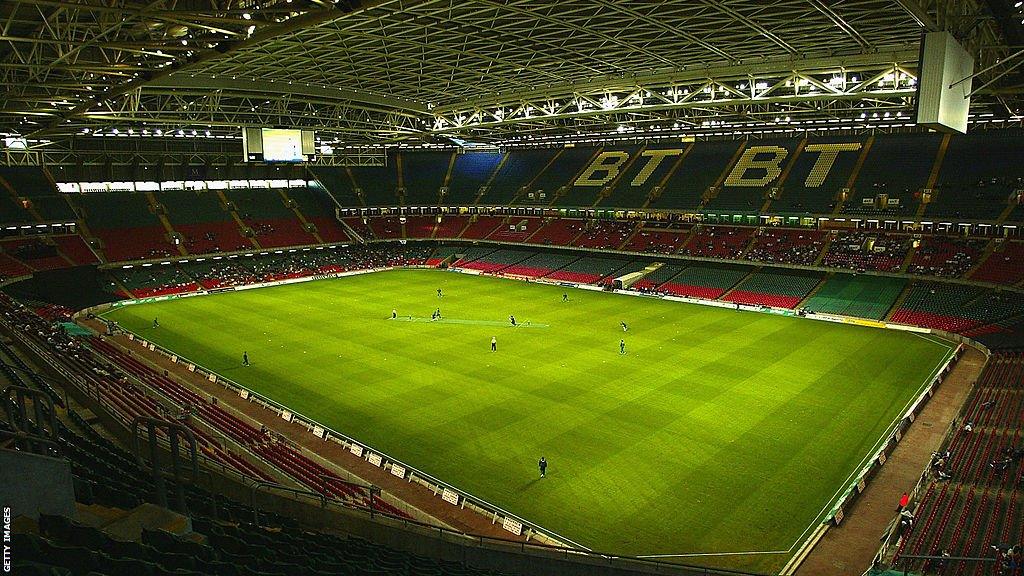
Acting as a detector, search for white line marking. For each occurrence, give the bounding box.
[637,550,789,558]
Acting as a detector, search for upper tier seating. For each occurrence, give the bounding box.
[656,140,744,210]
[227,188,318,248]
[77,193,172,262]
[157,190,250,254]
[844,133,940,217]
[401,151,452,205]
[309,166,365,207]
[348,153,399,206]
[524,147,600,207]
[771,137,864,214]
[446,152,504,205]
[929,130,1024,220]
[972,241,1024,285]
[681,225,755,259]
[484,149,558,205]
[285,186,351,243]
[0,166,78,221]
[746,228,825,266]
[706,139,798,213]
[658,263,749,299]
[822,231,910,272]
[802,274,906,320]
[722,269,822,309]
[292,133,1024,223]
[599,145,668,208]
[909,236,986,278]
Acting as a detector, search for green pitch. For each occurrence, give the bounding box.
[104,269,952,573]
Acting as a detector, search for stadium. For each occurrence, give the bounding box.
[0,1,1022,575]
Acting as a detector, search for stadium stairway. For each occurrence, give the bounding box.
[453,215,497,240]
[0,173,46,224]
[278,188,325,244]
[214,190,262,250]
[971,241,1024,286]
[144,192,190,257]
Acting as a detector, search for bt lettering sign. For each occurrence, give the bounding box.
[572,143,862,189]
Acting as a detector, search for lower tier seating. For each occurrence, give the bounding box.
[659,264,750,299]
[893,281,1024,334]
[721,269,822,309]
[501,252,578,278]
[458,249,532,273]
[802,274,906,320]
[544,256,628,284]
[892,353,1023,575]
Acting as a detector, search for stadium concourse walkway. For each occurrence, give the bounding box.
[795,346,986,576]
[82,319,524,543]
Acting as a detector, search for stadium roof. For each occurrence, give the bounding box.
[1,0,1023,162]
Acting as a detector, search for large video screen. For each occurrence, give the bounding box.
[242,127,315,163]
[262,128,304,162]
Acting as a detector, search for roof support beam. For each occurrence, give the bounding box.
[24,0,410,138]
[893,0,939,31]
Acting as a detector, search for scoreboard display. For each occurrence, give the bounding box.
[242,127,316,163]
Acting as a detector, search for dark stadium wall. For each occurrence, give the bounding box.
[2,265,110,309]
